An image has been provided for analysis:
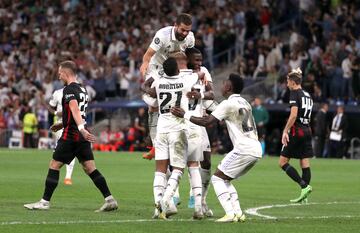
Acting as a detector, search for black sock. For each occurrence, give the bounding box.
[302,167,311,185]
[42,169,59,201]
[281,163,307,189]
[89,169,111,198]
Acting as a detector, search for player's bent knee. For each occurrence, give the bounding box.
[49,159,63,170]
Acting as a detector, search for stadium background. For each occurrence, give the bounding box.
[0,1,360,233]
[0,1,360,153]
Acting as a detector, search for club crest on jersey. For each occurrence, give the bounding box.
[154,37,160,44]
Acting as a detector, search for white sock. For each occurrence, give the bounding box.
[174,186,180,199]
[163,169,183,204]
[65,159,75,179]
[200,168,211,204]
[188,171,194,197]
[153,172,166,204]
[211,175,234,216]
[189,167,202,211]
[226,182,242,215]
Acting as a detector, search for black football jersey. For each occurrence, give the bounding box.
[289,88,313,128]
[61,82,89,141]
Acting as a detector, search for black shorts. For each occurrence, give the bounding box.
[53,139,94,164]
[281,126,313,159]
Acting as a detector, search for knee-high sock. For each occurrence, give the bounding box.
[163,169,183,204]
[189,167,202,211]
[200,168,211,204]
[65,159,75,179]
[211,175,234,216]
[302,167,311,185]
[226,182,242,215]
[42,169,59,201]
[89,169,111,198]
[153,172,166,204]
[281,163,307,188]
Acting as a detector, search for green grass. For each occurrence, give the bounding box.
[0,149,359,233]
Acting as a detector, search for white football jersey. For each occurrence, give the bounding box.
[211,94,262,158]
[49,88,64,123]
[154,72,198,133]
[149,26,195,70]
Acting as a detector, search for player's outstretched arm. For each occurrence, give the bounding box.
[140,48,156,77]
[171,107,219,127]
[69,99,96,143]
[140,77,156,97]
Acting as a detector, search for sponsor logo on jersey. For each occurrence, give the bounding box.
[154,37,160,44]
[65,94,75,99]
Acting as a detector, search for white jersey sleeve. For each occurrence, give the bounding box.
[211,100,231,121]
[49,88,63,113]
[149,30,166,52]
[200,66,212,83]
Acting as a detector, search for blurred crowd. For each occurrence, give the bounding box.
[236,0,360,105]
[0,0,359,154]
[0,0,284,133]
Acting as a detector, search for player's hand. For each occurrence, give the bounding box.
[146,88,156,98]
[170,107,185,118]
[80,129,96,143]
[140,62,148,77]
[186,91,201,99]
[197,72,208,85]
[50,123,63,132]
[281,132,289,146]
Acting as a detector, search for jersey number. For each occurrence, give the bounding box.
[239,108,257,134]
[159,91,182,114]
[301,97,313,118]
[79,93,89,118]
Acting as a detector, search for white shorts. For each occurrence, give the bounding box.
[148,112,159,144]
[55,129,63,141]
[187,127,203,162]
[155,130,188,169]
[218,148,259,179]
[201,127,211,152]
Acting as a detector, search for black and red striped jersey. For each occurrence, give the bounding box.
[61,82,89,141]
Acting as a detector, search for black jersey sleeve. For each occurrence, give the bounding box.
[289,90,299,108]
[63,85,78,104]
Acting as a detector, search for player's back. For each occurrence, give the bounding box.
[155,72,197,133]
[290,89,313,128]
[61,82,89,141]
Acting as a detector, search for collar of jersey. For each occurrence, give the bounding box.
[163,74,179,79]
[228,94,241,99]
[179,69,193,74]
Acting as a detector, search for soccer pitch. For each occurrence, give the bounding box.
[0,149,359,233]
